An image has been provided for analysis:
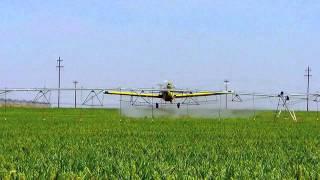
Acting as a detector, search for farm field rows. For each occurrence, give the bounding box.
[0,108,320,179]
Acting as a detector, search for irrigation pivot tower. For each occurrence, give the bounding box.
[56,57,64,108]
[305,66,312,112]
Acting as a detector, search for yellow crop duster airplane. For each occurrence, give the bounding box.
[105,82,233,108]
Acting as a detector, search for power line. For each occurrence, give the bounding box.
[56,57,64,108]
[305,66,312,112]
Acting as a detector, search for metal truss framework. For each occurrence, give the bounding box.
[0,88,109,108]
[1,88,320,121]
[32,90,51,104]
[82,90,105,107]
[274,92,297,121]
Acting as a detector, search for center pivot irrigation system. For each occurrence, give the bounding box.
[1,87,320,121]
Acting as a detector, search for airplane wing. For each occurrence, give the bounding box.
[174,91,233,98]
[104,90,161,98]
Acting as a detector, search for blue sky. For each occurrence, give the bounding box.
[1,0,320,93]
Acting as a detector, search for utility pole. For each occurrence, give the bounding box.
[56,57,64,108]
[224,80,229,109]
[305,66,312,112]
[73,81,78,108]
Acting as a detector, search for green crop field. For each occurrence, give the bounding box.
[0,108,319,179]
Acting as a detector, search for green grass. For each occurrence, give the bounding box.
[0,108,320,179]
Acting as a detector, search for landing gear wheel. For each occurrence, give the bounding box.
[156,103,159,109]
[177,103,181,109]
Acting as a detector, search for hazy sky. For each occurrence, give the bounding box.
[1,0,320,93]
